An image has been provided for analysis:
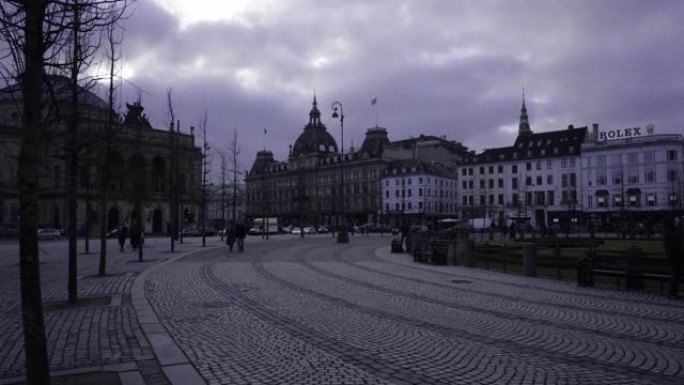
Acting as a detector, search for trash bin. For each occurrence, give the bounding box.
[391,238,403,253]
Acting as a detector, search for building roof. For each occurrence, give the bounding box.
[0,75,109,110]
[384,158,458,179]
[465,125,588,164]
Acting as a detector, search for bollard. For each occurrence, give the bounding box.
[625,246,644,290]
[465,239,475,267]
[523,244,537,277]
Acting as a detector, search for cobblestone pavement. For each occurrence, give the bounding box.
[0,236,222,384]
[145,236,684,385]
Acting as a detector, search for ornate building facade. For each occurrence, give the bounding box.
[245,96,471,227]
[0,76,202,237]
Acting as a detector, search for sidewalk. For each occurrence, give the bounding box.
[0,235,223,385]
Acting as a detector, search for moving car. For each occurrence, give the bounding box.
[37,228,62,240]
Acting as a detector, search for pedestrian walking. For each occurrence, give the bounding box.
[118,225,128,252]
[225,222,236,252]
[663,215,684,298]
[235,222,247,252]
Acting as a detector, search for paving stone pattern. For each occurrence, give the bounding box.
[0,238,183,384]
[146,237,684,385]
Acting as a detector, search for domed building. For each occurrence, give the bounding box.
[245,96,471,228]
[290,95,338,158]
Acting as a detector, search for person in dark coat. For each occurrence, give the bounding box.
[663,215,683,298]
[118,225,128,252]
[235,222,247,252]
[225,222,236,252]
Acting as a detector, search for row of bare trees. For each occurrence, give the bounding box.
[0,1,132,384]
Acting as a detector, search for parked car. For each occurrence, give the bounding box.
[303,226,317,234]
[291,227,302,235]
[37,228,62,240]
[317,226,329,234]
[181,228,202,237]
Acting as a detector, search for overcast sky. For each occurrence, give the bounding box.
[112,0,683,175]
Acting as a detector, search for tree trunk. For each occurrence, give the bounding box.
[18,1,52,383]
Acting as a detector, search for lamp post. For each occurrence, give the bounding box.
[331,101,349,243]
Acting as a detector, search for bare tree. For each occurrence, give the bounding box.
[0,2,69,383]
[97,16,124,275]
[229,128,241,224]
[167,88,178,251]
[199,111,210,247]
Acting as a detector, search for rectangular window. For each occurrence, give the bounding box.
[597,171,606,186]
[611,154,622,166]
[547,160,553,170]
[498,178,504,188]
[612,168,622,185]
[668,150,678,161]
[644,168,656,183]
[647,194,656,206]
[627,153,638,165]
[498,194,504,204]
[536,176,542,186]
[498,165,503,174]
[512,178,518,189]
[489,166,494,174]
[489,179,494,189]
[561,174,568,188]
[597,155,606,167]
[547,175,553,185]
[463,196,468,206]
[536,161,542,170]
[628,168,639,184]
[614,195,622,207]
[512,193,519,205]
[526,176,532,186]
[512,165,518,174]
[561,158,567,168]
[597,196,606,207]
[479,180,485,188]
[469,180,474,189]
[526,162,532,171]
[668,169,678,182]
[546,191,554,206]
[462,181,467,189]
[480,166,485,175]
[644,151,655,163]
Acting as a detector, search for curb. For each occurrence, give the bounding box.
[131,246,223,385]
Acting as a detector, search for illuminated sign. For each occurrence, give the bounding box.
[599,127,642,141]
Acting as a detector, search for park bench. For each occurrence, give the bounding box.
[475,243,523,273]
[577,247,676,291]
[413,239,450,265]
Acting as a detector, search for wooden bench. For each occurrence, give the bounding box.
[578,247,676,291]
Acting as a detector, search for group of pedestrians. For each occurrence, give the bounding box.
[116,224,143,252]
[225,221,247,252]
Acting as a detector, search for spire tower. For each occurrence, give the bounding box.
[518,88,532,136]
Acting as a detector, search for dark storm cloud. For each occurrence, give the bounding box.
[116,0,684,173]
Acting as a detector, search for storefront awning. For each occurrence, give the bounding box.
[626,188,641,195]
[595,189,609,196]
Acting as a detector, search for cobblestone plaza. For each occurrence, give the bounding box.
[1,235,682,384]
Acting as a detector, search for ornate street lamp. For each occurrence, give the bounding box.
[331,101,349,243]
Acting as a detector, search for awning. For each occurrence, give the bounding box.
[626,188,641,195]
[594,189,609,196]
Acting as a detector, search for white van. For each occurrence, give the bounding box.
[467,217,493,231]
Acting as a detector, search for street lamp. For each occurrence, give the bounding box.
[331,101,349,243]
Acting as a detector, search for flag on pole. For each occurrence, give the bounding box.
[371,97,377,105]
[264,128,267,134]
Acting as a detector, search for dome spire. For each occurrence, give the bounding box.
[518,87,532,136]
[309,91,321,126]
